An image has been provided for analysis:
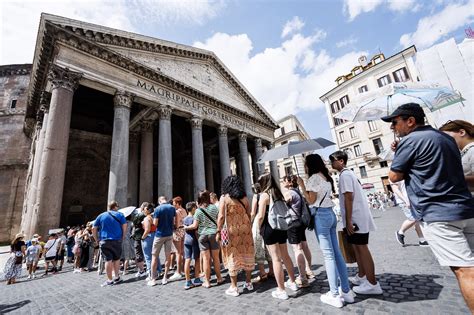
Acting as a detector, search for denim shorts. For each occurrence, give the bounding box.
[184,242,200,260]
[198,234,219,251]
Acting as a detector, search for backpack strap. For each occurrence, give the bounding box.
[200,207,217,226]
[108,212,123,228]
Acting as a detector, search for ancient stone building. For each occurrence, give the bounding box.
[0,13,278,241]
[0,65,32,242]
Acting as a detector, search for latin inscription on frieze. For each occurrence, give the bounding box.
[136,79,256,132]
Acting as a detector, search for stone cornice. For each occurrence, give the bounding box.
[27,18,278,135]
[0,64,32,77]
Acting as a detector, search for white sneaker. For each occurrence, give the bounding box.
[349,274,367,285]
[32,274,36,279]
[284,280,298,291]
[145,276,151,282]
[271,289,289,300]
[225,286,240,297]
[27,275,32,279]
[162,277,168,285]
[320,292,343,308]
[243,282,254,291]
[169,273,183,281]
[338,287,356,303]
[135,271,142,278]
[147,279,157,286]
[353,281,383,295]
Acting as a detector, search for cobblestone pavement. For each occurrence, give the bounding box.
[0,207,469,314]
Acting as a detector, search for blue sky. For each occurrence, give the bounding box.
[1,0,473,157]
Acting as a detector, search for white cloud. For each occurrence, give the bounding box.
[400,0,474,49]
[336,37,358,48]
[281,16,305,38]
[387,0,416,12]
[0,0,224,64]
[194,31,366,120]
[344,0,422,21]
[344,0,384,21]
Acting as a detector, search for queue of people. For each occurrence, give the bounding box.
[2,104,472,311]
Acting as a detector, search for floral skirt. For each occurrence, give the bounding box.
[3,254,22,280]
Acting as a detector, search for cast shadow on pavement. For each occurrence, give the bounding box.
[0,300,31,313]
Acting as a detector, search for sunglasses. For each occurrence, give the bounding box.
[391,117,408,126]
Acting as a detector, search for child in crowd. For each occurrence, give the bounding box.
[26,238,41,279]
[182,201,202,289]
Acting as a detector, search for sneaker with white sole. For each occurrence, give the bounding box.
[284,280,298,291]
[320,292,343,308]
[101,280,114,287]
[169,273,183,281]
[338,287,356,303]
[419,240,429,247]
[243,282,254,291]
[147,279,157,286]
[395,231,405,246]
[162,277,168,285]
[135,271,147,278]
[271,289,289,300]
[353,281,383,295]
[225,286,240,297]
[349,274,366,285]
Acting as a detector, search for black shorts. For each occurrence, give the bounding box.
[261,224,287,245]
[100,240,122,262]
[45,256,56,261]
[56,249,65,261]
[347,232,369,245]
[287,225,307,244]
[134,240,144,263]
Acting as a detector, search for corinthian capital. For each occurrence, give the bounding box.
[158,106,172,120]
[190,116,203,130]
[238,132,247,142]
[218,125,228,136]
[114,90,134,109]
[141,120,154,132]
[47,64,82,92]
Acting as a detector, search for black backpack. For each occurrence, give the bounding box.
[291,188,314,230]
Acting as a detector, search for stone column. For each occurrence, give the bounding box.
[35,65,82,237]
[108,91,133,207]
[254,138,264,176]
[21,93,51,237]
[268,143,280,182]
[238,132,253,199]
[139,120,154,203]
[127,131,140,206]
[205,148,215,193]
[157,106,173,199]
[191,116,206,198]
[218,125,231,181]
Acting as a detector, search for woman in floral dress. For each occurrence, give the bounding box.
[216,175,255,297]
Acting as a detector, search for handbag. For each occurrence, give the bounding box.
[220,202,230,247]
[337,230,356,263]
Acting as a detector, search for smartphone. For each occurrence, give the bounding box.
[353,223,359,232]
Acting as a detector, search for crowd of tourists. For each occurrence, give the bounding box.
[3,104,473,310]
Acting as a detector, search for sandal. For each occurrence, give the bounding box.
[251,274,268,283]
[202,282,212,288]
[216,279,225,286]
[306,270,316,279]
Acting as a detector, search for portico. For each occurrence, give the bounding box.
[20,14,278,238]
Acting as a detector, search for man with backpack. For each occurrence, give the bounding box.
[93,201,127,287]
[283,175,313,287]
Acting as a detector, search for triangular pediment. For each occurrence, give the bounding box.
[106,47,265,119]
[36,14,276,128]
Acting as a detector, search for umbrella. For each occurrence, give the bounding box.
[378,149,394,161]
[334,82,465,122]
[257,137,335,176]
[118,206,136,218]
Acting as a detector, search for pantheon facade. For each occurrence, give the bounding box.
[0,14,279,241]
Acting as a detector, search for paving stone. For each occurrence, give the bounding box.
[0,207,469,314]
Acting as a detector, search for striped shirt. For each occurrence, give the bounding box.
[194,204,219,235]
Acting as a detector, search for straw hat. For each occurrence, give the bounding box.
[14,233,25,240]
